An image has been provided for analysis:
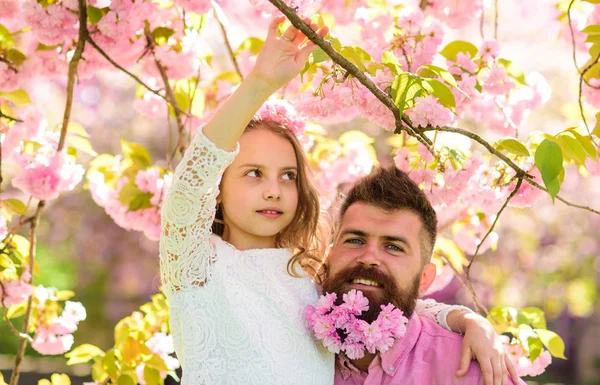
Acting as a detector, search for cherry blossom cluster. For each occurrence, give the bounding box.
[304,290,408,360]
[88,167,172,241]
[1,107,84,201]
[501,336,552,377]
[0,272,33,308]
[30,287,87,355]
[135,332,181,384]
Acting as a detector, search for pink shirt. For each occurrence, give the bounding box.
[335,315,525,385]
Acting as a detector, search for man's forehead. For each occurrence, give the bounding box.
[339,203,423,237]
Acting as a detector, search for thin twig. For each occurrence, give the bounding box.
[0,56,18,73]
[10,200,45,385]
[0,280,34,342]
[494,0,499,40]
[213,3,243,80]
[578,53,600,137]
[465,177,523,313]
[151,46,187,157]
[480,0,485,40]
[0,110,23,123]
[567,0,578,73]
[440,255,490,316]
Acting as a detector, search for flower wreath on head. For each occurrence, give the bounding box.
[256,99,306,137]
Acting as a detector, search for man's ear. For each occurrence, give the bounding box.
[418,262,437,297]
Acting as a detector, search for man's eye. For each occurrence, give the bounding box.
[246,169,261,177]
[386,244,404,252]
[345,238,363,244]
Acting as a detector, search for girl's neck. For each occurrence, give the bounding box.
[222,228,277,250]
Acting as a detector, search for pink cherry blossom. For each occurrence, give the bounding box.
[1,274,34,307]
[406,95,454,128]
[12,152,84,201]
[257,99,306,137]
[31,326,75,355]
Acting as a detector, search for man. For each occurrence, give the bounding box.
[322,166,524,385]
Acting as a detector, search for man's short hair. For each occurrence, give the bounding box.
[338,166,438,264]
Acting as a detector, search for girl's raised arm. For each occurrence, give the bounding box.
[204,16,328,151]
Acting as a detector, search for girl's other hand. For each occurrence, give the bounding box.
[249,15,329,92]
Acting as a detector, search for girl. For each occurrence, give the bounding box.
[160,16,515,385]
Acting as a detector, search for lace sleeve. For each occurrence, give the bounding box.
[415,298,473,331]
[159,127,239,294]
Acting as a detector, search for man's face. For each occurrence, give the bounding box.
[322,203,436,321]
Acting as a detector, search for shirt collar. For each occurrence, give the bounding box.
[336,315,423,378]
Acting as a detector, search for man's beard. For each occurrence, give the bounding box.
[321,264,421,323]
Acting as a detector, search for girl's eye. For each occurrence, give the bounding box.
[246,169,261,178]
[282,172,297,181]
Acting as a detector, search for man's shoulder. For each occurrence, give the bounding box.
[417,315,465,345]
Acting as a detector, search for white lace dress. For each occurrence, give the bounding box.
[159,128,470,385]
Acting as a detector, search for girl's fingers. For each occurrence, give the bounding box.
[267,16,286,40]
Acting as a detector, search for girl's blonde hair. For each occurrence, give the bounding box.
[212,118,327,283]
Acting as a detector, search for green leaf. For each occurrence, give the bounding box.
[582,25,600,35]
[118,181,142,207]
[67,135,97,156]
[144,365,161,385]
[145,354,170,372]
[117,374,136,385]
[6,49,26,66]
[439,40,478,61]
[382,51,402,74]
[391,73,424,116]
[593,112,600,138]
[128,193,153,211]
[566,129,597,160]
[422,79,456,109]
[519,307,547,329]
[556,132,587,165]
[3,199,27,216]
[65,344,106,365]
[495,137,530,156]
[535,139,563,200]
[120,140,152,168]
[534,329,566,359]
[67,122,90,138]
[6,301,27,319]
[151,27,175,46]
[527,336,544,362]
[313,48,331,65]
[498,58,527,85]
[0,89,31,105]
[341,46,367,71]
[0,24,15,50]
[87,6,105,25]
[235,37,264,56]
[418,64,458,88]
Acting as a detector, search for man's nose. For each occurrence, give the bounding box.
[356,242,381,268]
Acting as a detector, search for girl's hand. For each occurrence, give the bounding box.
[249,16,329,92]
[455,313,520,385]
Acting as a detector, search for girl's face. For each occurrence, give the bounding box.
[219,129,299,250]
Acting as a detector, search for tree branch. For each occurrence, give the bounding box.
[213,3,243,80]
[57,0,88,152]
[9,200,45,385]
[0,110,22,123]
[465,177,523,313]
[151,46,187,157]
[0,56,18,73]
[578,52,600,137]
[267,0,434,152]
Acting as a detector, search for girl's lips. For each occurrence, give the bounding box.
[256,210,283,219]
